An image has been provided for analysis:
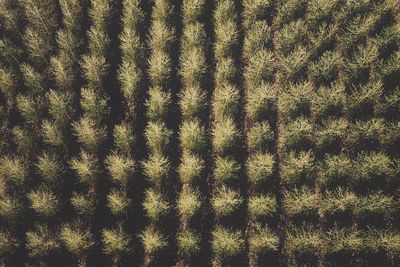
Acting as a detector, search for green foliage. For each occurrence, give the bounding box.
[177,188,201,220]
[28,187,59,217]
[16,94,42,126]
[180,47,206,87]
[107,189,131,217]
[276,0,306,27]
[248,194,276,220]
[348,80,382,119]
[119,61,141,101]
[177,230,200,256]
[247,152,274,186]
[212,117,239,155]
[212,227,244,258]
[102,226,131,258]
[309,51,342,85]
[180,119,205,153]
[106,153,134,186]
[249,225,279,254]
[214,2,237,59]
[247,121,274,152]
[178,153,204,184]
[142,153,170,184]
[26,224,59,258]
[146,86,172,121]
[212,186,242,217]
[81,55,108,89]
[0,156,28,187]
[281,151,314,186]
[242,0,272,30]
[0,67,15,105]
[277,20,307,55]
[145,121,172,154]
[140,227,167,255]
[345,44,379,83]
[365,228,400,254]
[80,87,110,123]
[283,188,320,218]
[12,126,37,154]
[47,90,73,125]
[280,46,309,82]
[70,151,99,186]
[215,58,237,85]
[149,50,171,87]
[182,0,205,24]
[42,120,64,147]
[143,189,169,221]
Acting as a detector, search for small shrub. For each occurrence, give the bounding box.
[244,50,275,87]
[142,153,170,185]
[247,121,274,152]
[212,186,242,217]
[316,118,348,153]
[180,119,205,153]
[143,189,169,221]
[285,227,323,256]
[319,154,353,187]
[102,226,131,259]
[321,188,356,217]
[60,223,94,258]
[280,45,309,82]
[16,94,41,126]
[212,117,239,155]
[247,152,274,186]
[28,187,59,217]
[0,196,24,222]
[47,89,73,125]
[248,194,276,220]
[179,85,206,119]
[312,82,346,120]
[140,227,167,255]
[71,193,95,217]
[354,192,397,218]
[214,157,240,185]
[347,119,385,151]
[73,117,107,151]
[384,122,400,151]
[215,58,237,85]
[0,156,28,186]
[148,50,171,87]
[283,188,320,218]
[348,80,382,119]
[309,50,341,85]
[113,123,135,155]
[276,20,307,55]
[281,151,314,186]
[353,152,393,185]
[345,43,379,84]
[213,83,240,119]
[324,227,363,255]
[146,86,172,121]
[177,188,201,220]
[145,121,172,154]
[149,20,175,53]
[70,151,99,186]
[281,117,314,151]
[246,83,276,122]
[41,120,64,146]
[182,0,205,24]
[243,21,272,58]
[12,126,37,154]
[365,229,400,255]
[249,225,279,255]
[180,47,206,87]
[81,55,108,89]
[215,20,238,59]
[243,0,272,30]
[107,189,131,217]
[279,82,313,119]
[26,224,59,258]
[181,23,206,55]
[178,153,204,184]
[177,230,200,256]
[0,230,19,257]
[212,227,244,258]
[106,153,134,186]
[80,87,109,123]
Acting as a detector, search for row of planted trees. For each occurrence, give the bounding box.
[1,0,400,266]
